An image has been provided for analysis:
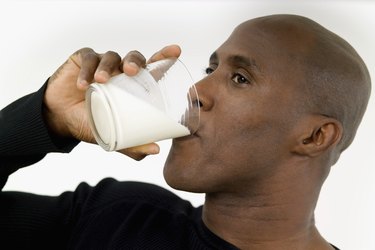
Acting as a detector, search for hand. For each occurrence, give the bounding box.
[44,45,181,160]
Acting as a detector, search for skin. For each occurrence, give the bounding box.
[44,15,370,249]
[164,17,341,249]
[44,46,181,160]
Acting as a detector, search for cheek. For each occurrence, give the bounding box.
[200,111,258,165]
[163,92,294,192]
[209,102,288,168]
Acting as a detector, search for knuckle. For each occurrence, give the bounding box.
[83,51,99,61]
[128,50,141,55]
[105,50,121,59]
[75,47,94,55]
[102,51,121,66]
[74,47,99,64]
[98,52,121,71]
[126,50,145,60]
[124,50,146,67]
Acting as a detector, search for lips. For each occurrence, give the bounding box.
[174,131,200,142]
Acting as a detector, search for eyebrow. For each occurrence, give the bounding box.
[209,52,261,73]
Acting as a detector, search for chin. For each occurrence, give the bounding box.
[163,138,218,193]
[163,150,205,193]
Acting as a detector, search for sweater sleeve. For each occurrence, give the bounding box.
[0,80,79,190]
[0,178,95,249]
[0,81,83,249]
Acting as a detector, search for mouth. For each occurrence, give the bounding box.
[174,131,200,142]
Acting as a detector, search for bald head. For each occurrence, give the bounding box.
[244,15,371,153]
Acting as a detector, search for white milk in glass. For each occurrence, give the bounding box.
[86,58,198,152]
[96,86,190,150]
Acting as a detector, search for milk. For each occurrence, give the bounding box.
[87,73,191,151]
[107,89,190,150]
[86,58,199,152]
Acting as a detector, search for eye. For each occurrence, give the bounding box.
[231,73,249,85]
[204,67,214,75]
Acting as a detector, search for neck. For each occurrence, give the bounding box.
[202,165,332,249]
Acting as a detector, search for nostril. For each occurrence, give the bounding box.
[193,100,203,108]
[198,100,203,108]
[190,96,202,108]
[191,96,209,110]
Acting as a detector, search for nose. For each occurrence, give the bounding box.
[193,76,215,112]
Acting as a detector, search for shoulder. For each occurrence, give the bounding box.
[75,178,195,216]
[68,179,205,249]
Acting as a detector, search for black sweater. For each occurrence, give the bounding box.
[0,84,239,250]
[0,84,339,250]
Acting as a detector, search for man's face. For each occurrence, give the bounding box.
[164,20,306,194]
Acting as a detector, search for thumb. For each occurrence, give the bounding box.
[117,143,160,161]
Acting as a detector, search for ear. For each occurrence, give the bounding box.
[293,116,343,157]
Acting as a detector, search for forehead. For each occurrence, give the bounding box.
[213,23,276,72]
[211,20,314,102]
[215,22,269,58]
[215,19,313,79]
[216,18,315,60]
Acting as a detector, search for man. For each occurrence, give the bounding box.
[0,14,371,249]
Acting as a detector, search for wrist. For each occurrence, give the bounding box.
[42,103,80,150]
[42,102,71,139]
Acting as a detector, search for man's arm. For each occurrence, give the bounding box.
[0,45,181,248]
[0,81,81,249]
[0,45,179,188]
[0,81,79,190]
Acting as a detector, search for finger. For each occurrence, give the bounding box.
[117,143,160,161]
[76,48,101,89]
[94,51,122,83]
[147,44,181,64]
[122,50,147,76]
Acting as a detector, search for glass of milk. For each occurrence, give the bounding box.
[85,58,200,151]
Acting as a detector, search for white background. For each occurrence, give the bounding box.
[1,0,374,249]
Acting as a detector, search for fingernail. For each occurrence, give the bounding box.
[125,62,139,75]
[79,79,89,87]
[128,62,138,69]
[147,145,160,155]
[97,70,110,81]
